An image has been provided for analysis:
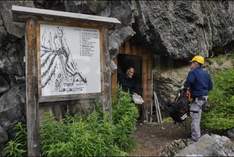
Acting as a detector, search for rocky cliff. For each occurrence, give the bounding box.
[160,134,234,156]
[33,0,234,59]
[0,0,234,148]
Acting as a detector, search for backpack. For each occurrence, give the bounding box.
[167,89,191,123]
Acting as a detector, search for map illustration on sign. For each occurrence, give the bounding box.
[40,24,101,96]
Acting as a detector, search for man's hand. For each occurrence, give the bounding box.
[185,89,190,97]
[185,89,193,102]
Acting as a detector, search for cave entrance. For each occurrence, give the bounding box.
[112,38,154,121]
[117,54,143,95]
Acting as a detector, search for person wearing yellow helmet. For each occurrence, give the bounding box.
[184,55,213,142]
[191,55,205,65]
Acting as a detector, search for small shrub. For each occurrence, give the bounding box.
[112,89,138,151]
[2,88,138,156]
[40,88,138,156]
[3,122,27,157]
[202,69,234,133]
[40,111,119,157]
[40,113,70,157]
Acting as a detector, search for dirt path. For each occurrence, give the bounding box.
[129,121,189,156]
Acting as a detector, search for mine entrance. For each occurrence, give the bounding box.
[117,54,143,95]
[112,39,154,121]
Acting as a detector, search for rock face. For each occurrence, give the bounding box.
[136,1,234,59]
[227,128,234,139]
[0,1,34,38]
[160,138,193,156]
[38,0,234,59]
[154,55,234,106]
[160,134,234,156]
[0,1,30,149]
[0,76,9,95]
[176,134,234,156]
[0,84,25,150]
[0,126,8,145]
[0,85,25,131]
[153,64,190,106]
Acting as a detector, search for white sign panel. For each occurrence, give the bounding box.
[40,24,101,96]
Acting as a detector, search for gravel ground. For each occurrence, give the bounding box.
[129,120,190,156]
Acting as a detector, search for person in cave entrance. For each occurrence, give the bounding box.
[118,66,144,122]
[118,66,138,94]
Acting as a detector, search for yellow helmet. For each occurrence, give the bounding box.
[191,55,205,65]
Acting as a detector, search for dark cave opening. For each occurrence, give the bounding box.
[210,41,234,57]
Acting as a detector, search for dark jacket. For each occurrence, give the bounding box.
[118,72,138,94]
[185,67,213,97]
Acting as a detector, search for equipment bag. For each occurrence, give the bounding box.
[167,89,190,123]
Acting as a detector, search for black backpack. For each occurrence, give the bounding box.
[167,89,190,123]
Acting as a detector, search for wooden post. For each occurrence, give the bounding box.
[25,18,40,157]
[102,27,112,120]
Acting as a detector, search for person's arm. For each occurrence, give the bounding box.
[184,71,195,89]
[132,79,139,94]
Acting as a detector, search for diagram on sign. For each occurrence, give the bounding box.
[40,24,101,96]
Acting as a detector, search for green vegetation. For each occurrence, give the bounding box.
[112,88,139,151]
[2,122,27,157]
[40,112,123,157]
[3,88,138,157]
[202,69,234,133]
[205,53,234,73]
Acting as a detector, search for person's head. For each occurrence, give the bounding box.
[126,67,135,78]
[190,55,204,70]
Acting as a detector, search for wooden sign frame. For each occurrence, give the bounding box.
[12,5,120,157]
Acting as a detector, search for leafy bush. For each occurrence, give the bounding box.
[3,122,27,157]
[2,88,138,157]
[202,69,234,132]
[40,112,123,157]
[40,88,137,156]
[112,89,138,151]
